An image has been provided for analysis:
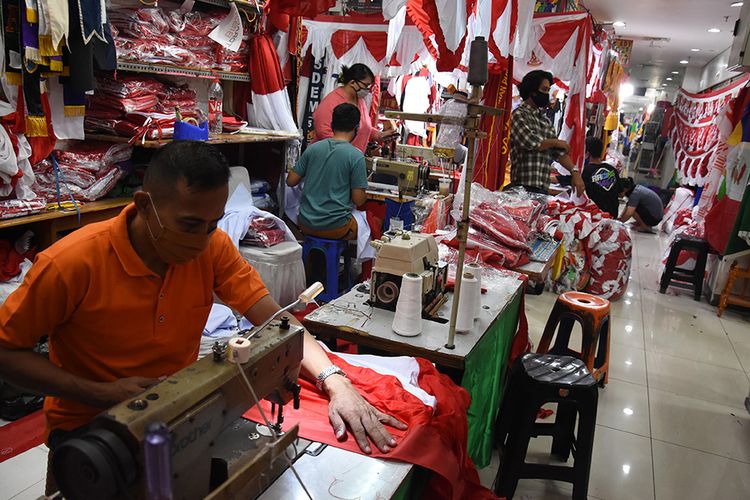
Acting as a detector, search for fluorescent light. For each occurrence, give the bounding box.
[622,464,631,475]
[672,71,680,74]
[708,28,721,33]
[691,48,701,52]
[680,60,689,64]
[731,2,743,7]
[620,82,635,98]
[667,77,673,81]
[613,21,626,28]
[623,408,634,416]
[647,103,656,114]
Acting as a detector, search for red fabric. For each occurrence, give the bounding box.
[0,411,46,464]
[406,0,477,72]
[474,60,514,191]
[470,203,531,251]
[27,93,57,166]
[243,353,496,500]
[248,34,286,95]
[487,0,518,63]
[509,284,531,365]
[268,0,335,18]
[705,196,740,254]
[538,19,584,58]
[331,30,388,60]
[585,219,633,301]
[0,240,34,281]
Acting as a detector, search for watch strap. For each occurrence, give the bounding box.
[316,364,346,391]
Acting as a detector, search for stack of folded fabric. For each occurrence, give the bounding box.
[31,143,132,202]
[109,7,249,73]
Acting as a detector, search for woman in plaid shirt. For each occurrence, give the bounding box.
[509,70,585,196]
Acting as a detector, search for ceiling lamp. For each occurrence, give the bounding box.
[731,2,743,7]
[680,60,689,64]
[708,28,721,33]
[620,82,635,98]
[691,48,701,52]
[667,77,673,81]
[613,21,626,28]
[662,83,668,86]
[672,71,680,74]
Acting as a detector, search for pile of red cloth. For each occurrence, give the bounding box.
[86,75,197,140]
[0,199,47,220]
[109,7,249,73]
[241,217,286,247]
[586,219,633,300]
[31,143,132,202]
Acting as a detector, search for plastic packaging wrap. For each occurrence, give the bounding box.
[434,99,467,157]
[54,143,133,172]
[0,199,47,219]
[242,217,286,247]
[469,203,531,251]
[586,219,632,300]
[659,221,706,274]
[249,180,272,196]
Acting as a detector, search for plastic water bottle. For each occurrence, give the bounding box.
[208,79,223,134]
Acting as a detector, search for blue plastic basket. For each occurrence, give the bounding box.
[173,120,209,141]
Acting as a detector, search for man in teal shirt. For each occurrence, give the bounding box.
[287,103,369,239]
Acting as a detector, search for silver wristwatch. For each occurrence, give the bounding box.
[316,364,346,391]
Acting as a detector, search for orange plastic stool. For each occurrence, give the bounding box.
[536,292,611,385]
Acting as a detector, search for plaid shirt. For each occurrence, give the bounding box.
[510,102,562,191]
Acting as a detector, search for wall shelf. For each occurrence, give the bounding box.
[116,61,250,82]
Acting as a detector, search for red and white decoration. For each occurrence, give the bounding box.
[247,34,298,132]
[670,75,750,187]
[514,12,593,169]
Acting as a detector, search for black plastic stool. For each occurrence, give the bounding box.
[495,354,599,500]
[659,236,710,301]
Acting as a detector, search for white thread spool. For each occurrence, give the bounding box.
[228,337,252,364]
[465,263,483,319]
[456,272,478,332]
[392,273,423,337]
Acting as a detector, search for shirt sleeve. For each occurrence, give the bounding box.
[511,109,544,152]
[211,230,270,313]
[350,153,369,190]
[0,255,79,349]
[627,187,642,208]
[313,93,337,141]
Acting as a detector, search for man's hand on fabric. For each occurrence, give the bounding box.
[324,374,407,454]
[92,376,161,408]
[573,173,586,197]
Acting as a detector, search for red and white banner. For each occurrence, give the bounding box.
[513,11,593,169]
[670,75,750,187]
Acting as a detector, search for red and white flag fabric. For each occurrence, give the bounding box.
[669,75,750,187]
[246,34,298,132]
[514,11,593,169]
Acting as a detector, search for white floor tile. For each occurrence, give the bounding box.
[649,388,750,463]
[645,351,749,408]
[610,315,645,350]
[730,339,750,374]
[596,379,651,437]
[588,426,655,500]
[721,312,750,344]
[9,479,45,500]
[0,447,48,499]
[652,440,750,500]
[608,344,647,386]
[644,325,743,370]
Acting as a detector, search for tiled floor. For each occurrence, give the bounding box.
[479,229,750,499]
[1,231,749,499]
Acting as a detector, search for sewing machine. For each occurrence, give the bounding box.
[365,157,430,196]
[370,232,447,312]
[51,319,306,499]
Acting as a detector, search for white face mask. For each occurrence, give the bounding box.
[356,88,370,99]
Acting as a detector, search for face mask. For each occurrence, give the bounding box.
[144,194,211,264]
[532,91,550,108]
[356,88,370,99]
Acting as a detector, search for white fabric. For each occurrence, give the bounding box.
[239,241,306,306]
[48,77,84,140]
[436,0,467,53]
[382,0,407,19]
[247,88,298,133]
[219,182,295,248]
[352,209,375,263]
[199,303,253,358]
[0,259,32,305]
[0,126,19,197]
[321,342,437,409]
[285,183,303,225]
[659,187,695,234]
[402,76,431,138]
[14,135,36,200]
[513,0,536,59]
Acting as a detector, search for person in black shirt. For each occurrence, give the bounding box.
[582,137,621,217]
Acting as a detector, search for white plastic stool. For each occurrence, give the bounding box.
[239,241,306,306]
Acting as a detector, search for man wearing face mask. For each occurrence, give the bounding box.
[0,141,406,494]
[509,70,585,196]
[288,103,368,239]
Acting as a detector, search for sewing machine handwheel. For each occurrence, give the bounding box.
[53,428,136,500]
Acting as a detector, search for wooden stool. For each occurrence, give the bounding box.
[495,354,599,500]
[717,261,750,317]
[536,291,611,386]
[659,236,710,301]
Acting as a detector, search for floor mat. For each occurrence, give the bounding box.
[0,410,45,463]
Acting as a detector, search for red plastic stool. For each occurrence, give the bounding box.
[536,292,611,386]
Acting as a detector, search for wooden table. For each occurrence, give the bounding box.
[0,198,131,249]
[303,276,524,467]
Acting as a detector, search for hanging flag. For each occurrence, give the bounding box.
[246,34,298,132]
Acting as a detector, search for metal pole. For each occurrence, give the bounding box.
[445,85,483,349]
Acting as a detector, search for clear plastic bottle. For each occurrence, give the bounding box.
[208,79,223,134]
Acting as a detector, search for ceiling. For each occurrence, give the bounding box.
[581,0,740,91]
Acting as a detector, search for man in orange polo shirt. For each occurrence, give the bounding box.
[0,142,404,492]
